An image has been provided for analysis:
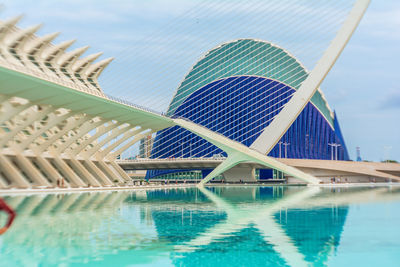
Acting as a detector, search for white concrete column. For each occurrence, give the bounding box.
[0,154,30,188]
[0,172,9,188]
[14,154,51,187]
[95,160,125,184]
[52,156,86,187]
[67,158,102,187]
[82,160,114,186]
[108,160,132,182]
[34,156,68,186]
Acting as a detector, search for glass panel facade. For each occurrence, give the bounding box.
[148,76,349,179]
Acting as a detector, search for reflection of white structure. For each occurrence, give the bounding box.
[174,185,400,266]
[0,0,371,189]
[2,186,399,265]
[175,186,321,267]
[0,192,164,266]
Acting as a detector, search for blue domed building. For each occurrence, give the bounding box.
[148,39,349,180]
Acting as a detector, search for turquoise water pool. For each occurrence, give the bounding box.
[0,186,399,266]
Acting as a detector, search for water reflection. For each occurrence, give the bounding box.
[0,186,399,266]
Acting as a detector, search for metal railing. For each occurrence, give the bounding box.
[172,116,235,142]
[105,94,165,116]
[0,59,168,118]
[117,157,227,163]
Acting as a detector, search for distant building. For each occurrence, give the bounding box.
[139,135,153,158]
[356,147,362,162]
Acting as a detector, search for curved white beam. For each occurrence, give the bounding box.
[56,117,104,154]
[0,105,54,148]
[36,115,89,153]
[72,121,122,156]
[99,127,144,158]
[109,130,155,159]
[18,109,73,151]
[250,0,370,154]
[82,124,131,158]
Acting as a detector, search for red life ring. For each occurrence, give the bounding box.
[0,198,16,235]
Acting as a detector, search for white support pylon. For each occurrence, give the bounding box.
[193,0,370,185]
[174,118,321,185]
[250,0,370,155]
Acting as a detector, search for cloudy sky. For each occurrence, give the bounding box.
[1,0,399,161]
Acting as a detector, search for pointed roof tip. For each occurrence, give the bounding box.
[85,57,114,77]
[72,52,104,71]
[41,39,76,59]
[25,23,43,33]
[74,45,90,54]
[25,31,61,53]
[68,45,89,55]
[93,51,104,57]
[98,57,114,67]
[56,39,76,49]
[103,57,114,63]
[95,57,114,66]
[85,51,103,61]
[58,45,90,64]
[4,14,24,26]
[64,39,77,47]
[43,31,61,40]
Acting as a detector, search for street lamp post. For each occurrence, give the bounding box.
[328,143,334,160]
[335,144,341,160]
[328,143,341,160]
[283,142,290,158]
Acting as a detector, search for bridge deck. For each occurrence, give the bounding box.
[118,158,400,181]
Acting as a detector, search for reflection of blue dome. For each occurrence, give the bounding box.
[147,188,348,267]
[149,39,349,179]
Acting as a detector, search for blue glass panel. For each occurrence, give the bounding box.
[148,76,349,179]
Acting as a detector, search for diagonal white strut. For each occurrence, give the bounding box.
[195,0,370,185]
[174,118,321,185]
[250,0,370,155]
